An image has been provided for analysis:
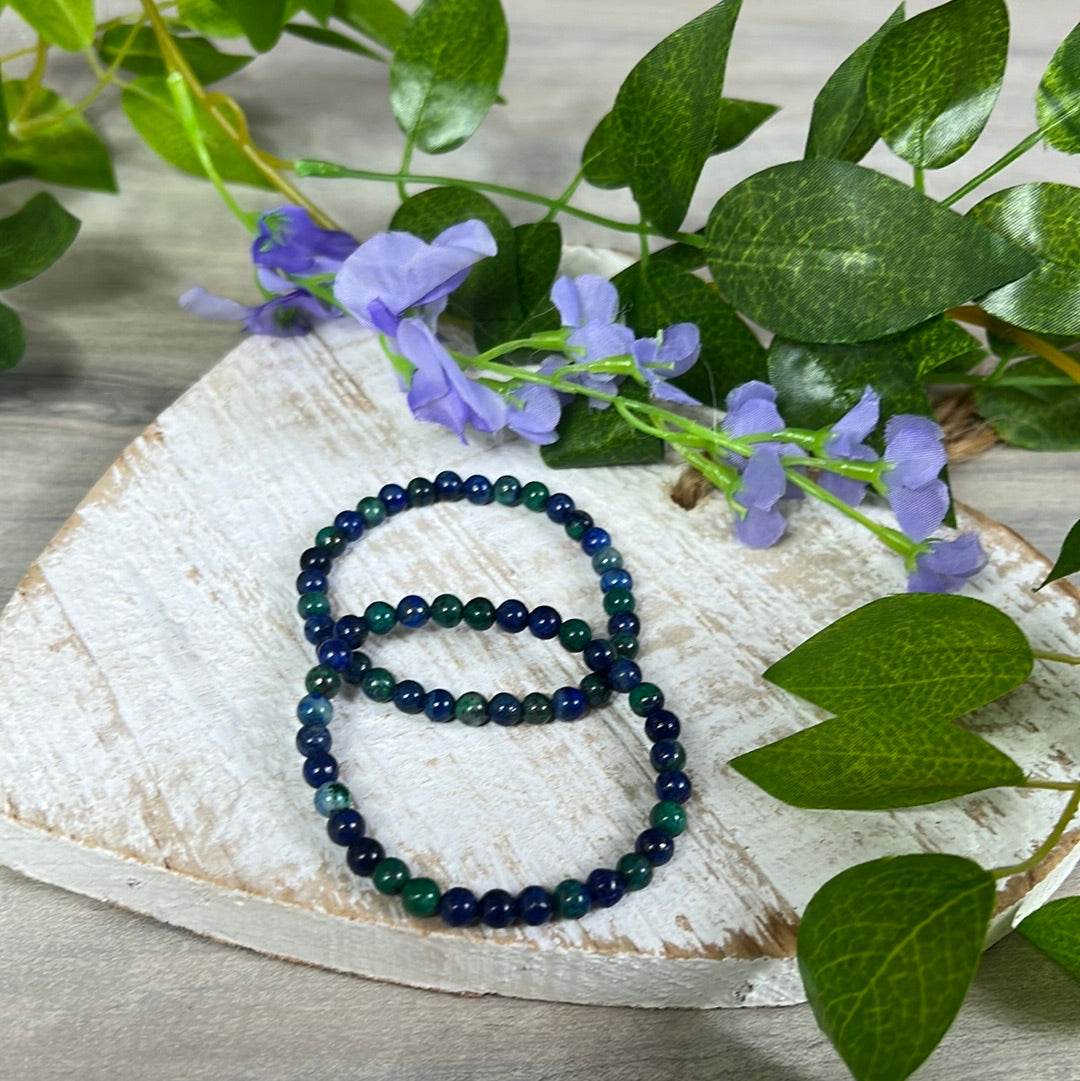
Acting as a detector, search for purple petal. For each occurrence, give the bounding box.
[252,206,357,275]
[887,478,949,541]
[734,505,787,548]
[179,286,251,322]
[648,378,701,406]
[723,396,785,439]
[735,448,787,510]
[725,380,777,412]
[654,322,701,375]
[568,322,634,363]
[551,274,619,328]
[817,471,869,507]
[242,291,333,336]
[884,414,947,488]
[826,387,880,457]
[907,534,987,593]
[506,385,562,444]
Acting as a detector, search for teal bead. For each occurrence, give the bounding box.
[610,631,639,659]
[616,852,653,891]
[297,591,330,618]
[628,682,664,717]
[492,474,522,506]
[553,878,591,919]
[357,496,386,527]
[372,857,410,895]
[603,587,635,616]
[364,600,397,634]
[558,618,591,652]
[521,480,550,511]
[314,525,347,556]
[591,546,623,573]
[402,876,441,916]
[361,667,396,702]
[305,665,340,698]
[313,781,350,816]
[430,593,463,627]
[580,672,611,708]
[462,597,496,630]
[454,691,489,726]
[650,800,687,837]
[521,692,553,725]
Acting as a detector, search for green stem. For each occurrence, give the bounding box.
[11,39,48,126]
[1025,778,1080,792]
[913,165,924,194]
[542,168,586,223]
[397,138,414,203]
[950,306,1080,385]
[1032,650,1080,666]
[992,785,1080,881]
[941,129,1044,208]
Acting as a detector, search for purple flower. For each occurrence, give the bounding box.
[731,446,788,548]
[179,285,336,337]
[907,533,988,593]
[334,220,497,336]
[630,324,701,404]
[722,380,785,438]
[882,415,949,541]
[251,207,357,277]
[506,384,562,445]
[551,274,620,329]
[819,387,880,507]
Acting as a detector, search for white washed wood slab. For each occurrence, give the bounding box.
[2,274,1079,1009]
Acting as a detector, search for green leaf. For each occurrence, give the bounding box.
[1018,897,1080,981]
[1036,518,1080,590]
[120,75,272,189]
[1037,20,1080,154]
[804,3,904,162]
[284,22,383,60]
[0,81,116,191]
[800,854,996,1081]
[541,381,663,469]
[98,26,252,83]
[212,0,288,52]
[8,0,94,50]
[974,358,1080,449]
[389,0,507,154]
[765,593,1033,720]
[0,301,25,370]
[333,0,409,50]
[704,159,1038,343]
[865,0,1008,170]
[0,191,80,290]
[303,0,334,22]
[969,183,1080,335]
[730,708,1025,810]
[614,259,766,409]
[177,0,246,36]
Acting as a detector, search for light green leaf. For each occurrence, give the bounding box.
[800,854,996,1081]
[1036,518,1080,590]
[0,81,116,191]
[764,593,1033,720]
[970,183,1080,335]
[0,191,80,290]
[389,0,507,154]
[212,0,288,52]
[974,358,1080,449]
[98,26,252,83]
[1037,20,1080,153]
[333,0,409,50]
[730,708,1025,810]
[865,0,1008,170]
[805,3,904,162]
[705,159,1038,343]
[1018,897,1080,981]
[120,75,272,189]
[284,22,383,60]
[177,0,246,36]
[0,301,25,370]
[8,0,94,51]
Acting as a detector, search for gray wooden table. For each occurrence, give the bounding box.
[1,2,1077,1078]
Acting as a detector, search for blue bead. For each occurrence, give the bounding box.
[580,526,611,555]
[439,886,479,927]
[434,470,464,501]
[317,637,351,671]
[591,547,623,573]
[651,739,685,772]
[335,614,368,649]
[586,868,625,909]
[333,509,365,541]
[303,752,338,788]
[528,605,561,639]
[551,686,587,721]
[655,769,692,804]
[378,483,409,515]
[424,688,456,723]
[480,888,518,928]
[295,724,332,757]
[607,611,641,637]
[341,650,371,685]
[517,885,555,926]
[645,709,681,742]
[406,477,436,507]
[599,568,632,593]
[463,474,493,504]
[608,658,642,692]
[303,614,335,645]
[299,547,333,573]
[346,836,384,876]
[545,492,574,523]
[327,808,365,847]
[296,569,327,595]
[488,692,523,726]
[636,827,675,866]
[397,594,430,628]
[297,693,333,726]
[583,638,616,672]
[394,679,426,714]
[495,599,529,632]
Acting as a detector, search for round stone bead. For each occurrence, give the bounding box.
[586,868,625,909]
[303,613,335,645]
[492,474,522,506]
[528,605,561,639]
[599,568,632,593]
[295,724,332,757]
[313,780,350,817]
[430,593,463,628]
[402,877,441,917]
[551,687,586,721]
[591,547,623,574]
[305,665,340,698]
[361,667,396,703]
[650,739,686,772]
[651,800,687,837]
[628,682,664,717]
[317,637,351,671]
[299,546,333,573]
[327,808,364,846]
[564,509,593,541]
[378,483,408,515]
[616,852,653,891]
[488,692,523,726]
[580,526,611,555]
[545,492,574,523]
[603,587,635,615]
[406,476,436,507]
[495,599,529,632]
[393,679,426,715]
[480,889,518,928]
[521,692,553,725]
[297,591,330,618]
[610,631,639,659]
[655,769,692,804]
[314,525,347,556]
[607,611,641,637]
[463,474,493,504]
[357,496,386,527]
[364,601,396,635]
[553,878,591,919]
[636,827,675,866]
[607,658,642,693]
[439,886,479,927]
[462,597,496,630]
[424,688,456,723]
[341,651,371,685]
[297,693,333,726]
[644,709,681,742]
[454,691,489,726]
[557,618,591,652]
[521,480,550,511]
[396,594,430,628]
[372,857,410,895]
[333,509,364,541]
[335,614,368,649]
[346,836,384,876]
[433,469,464,501]
[303,752,338,788]
[579,672,611,708]
[583,639,615,672]
[296,569,328,595]
[517,885,555,925]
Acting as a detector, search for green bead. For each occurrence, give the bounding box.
[580,672,611,708]
[357,496,386,527]
[564,516,590,541]
[628,681,664,717]
[610,631,638,659]
[616,852,653,891]
[650,800,687,837]
[364,600,396,634]
[297,591,330,618]
[553,878,591,919]
[521,692,553,725]
[372,857,410,895]
[454,691,489,726]
[462,596,495,630]
[314,525,347,556]
[558,618,591,652]
[430,593,463,627]
[492,474,521,506]
[305,665,340,698]
[603,587,635,616]
[401,876,441,917]
[591,547,623,573]
[521,480,550,511]
[361,667,395,702]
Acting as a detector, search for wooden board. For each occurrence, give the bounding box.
[2,261,1079,1009]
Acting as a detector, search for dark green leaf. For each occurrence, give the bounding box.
[303,0,334,22]
[0,191,80,290]
[8,0,94,50]
[730,708,1025,810]
[705,159,1038,343]
[542,381,663,469]
[800,854,996,1081]
[1036,518,1080,590]
[284,22,383,60]
[121,75,272,189]
[333,0,409,50]
[479,221,562,349]
[970,183,1080,335]
[765,593,1033,720]
[709,98,778,154]
[212,0,288,51]
[865,0,1008,169]
[974,358,1080,449]
[1018,897,1080,981]
[1037,20,1080,154]
[652,232,707,272]
[804,3,904,162]
[0,301,25,370]
[614,259,766,409]
[580,0,743,234]
[98,26,252,83]
[0,81,116,192]
[389,0,507,154]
